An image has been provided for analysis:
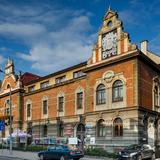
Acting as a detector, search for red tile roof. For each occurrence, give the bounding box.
[20,72,40,85]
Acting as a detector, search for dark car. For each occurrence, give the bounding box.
[38,144,84,160]
[118,144,155,160]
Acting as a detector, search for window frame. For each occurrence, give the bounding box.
[58,96,64,112]
[73,70,85,79]
[27,103,31,118]
[112,80,123,102]
[77,92,83,109]
[40,81,49,89]
[55,76,66,84]
[97,119,106,137]
[113,118,123,137]
[96,84,106,105]
[28,85,35,92]
[42,99,48,115]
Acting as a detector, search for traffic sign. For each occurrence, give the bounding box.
[0,120,5,131]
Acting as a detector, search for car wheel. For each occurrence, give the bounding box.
[60,156,65,160]
[151,153,155,160]
[137,155,142,160]
[39,154,44,160]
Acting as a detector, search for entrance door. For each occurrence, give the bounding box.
[76,123,85,151]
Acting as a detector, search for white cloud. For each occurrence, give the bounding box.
[0,1,96,74]
[0,23,46,39]
[17,13,95,73]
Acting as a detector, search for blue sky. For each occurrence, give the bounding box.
[0,0,160,77]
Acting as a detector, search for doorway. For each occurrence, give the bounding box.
[76,123,85,150]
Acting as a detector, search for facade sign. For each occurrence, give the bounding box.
[90,137,95,144]
[102,30,117,60]
[68,137,78,145]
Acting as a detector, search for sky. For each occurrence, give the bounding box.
[0,0,160,77]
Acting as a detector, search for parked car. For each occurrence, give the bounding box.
[38,144,84,160]
[118,144,155,160]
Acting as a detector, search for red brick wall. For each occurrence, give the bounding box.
[138,60,157,109]
[85,59,136,112]
[24,78,86,121]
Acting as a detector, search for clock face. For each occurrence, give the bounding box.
[102,30,117,60]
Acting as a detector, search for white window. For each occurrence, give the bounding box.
[40,81,49,89]
[56,76,66,84]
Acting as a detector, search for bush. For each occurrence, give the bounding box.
[84,147,118,158]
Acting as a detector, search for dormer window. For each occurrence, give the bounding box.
[55,76,66,84]
[40,81,49,89]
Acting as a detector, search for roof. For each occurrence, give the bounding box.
[24,61,87,85]
[20,72,40,85]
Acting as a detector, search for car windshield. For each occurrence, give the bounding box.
[125,144,141,150]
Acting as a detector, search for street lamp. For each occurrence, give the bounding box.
[8,85,12,155]
[0,69,12,155]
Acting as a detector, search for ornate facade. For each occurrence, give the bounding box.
[0,8,160,151]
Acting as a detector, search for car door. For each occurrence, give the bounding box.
[55,145,64,159]
[47,146,57,160]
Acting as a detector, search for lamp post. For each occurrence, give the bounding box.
[9,86,12,155]
[0,69,12,155]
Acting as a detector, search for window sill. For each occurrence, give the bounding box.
[112,99,123,103]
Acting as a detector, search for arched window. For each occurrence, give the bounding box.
[97,119,105,137]
[7,84,11,89]
[113,118,123,137]
[96,84,106,105]
[112,80,123,102]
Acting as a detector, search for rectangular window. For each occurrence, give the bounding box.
[43,100,48,115]
[40,81,49,89]
[5,108,10,115]
[28,85,35,92]
[73,70,86,79]
[27,104,31,118]
[55,76,66,84]
[77,92,83,109]
[58,97,64,112]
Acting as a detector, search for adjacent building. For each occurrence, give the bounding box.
[0,8,160,151]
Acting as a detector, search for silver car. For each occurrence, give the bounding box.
[118,144,155,160]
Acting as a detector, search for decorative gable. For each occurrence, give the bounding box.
[88,8,137,66]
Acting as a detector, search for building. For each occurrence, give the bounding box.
[0,8,160,151]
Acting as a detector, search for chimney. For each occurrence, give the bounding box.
[141,40,148,55]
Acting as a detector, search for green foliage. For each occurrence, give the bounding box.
[84,147,118,158]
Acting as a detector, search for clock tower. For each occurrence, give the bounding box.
[5,58,15,75]
[87,7,137,66]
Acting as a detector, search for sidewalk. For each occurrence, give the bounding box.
[0,149,159,160]
[0,149,115,160]
[0,149,38,160]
